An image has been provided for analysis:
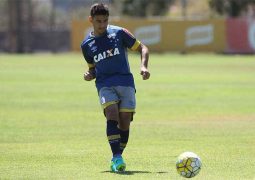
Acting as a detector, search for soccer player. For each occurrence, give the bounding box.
[81,3,150,172]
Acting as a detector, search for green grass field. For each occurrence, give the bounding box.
[0,53,255,179]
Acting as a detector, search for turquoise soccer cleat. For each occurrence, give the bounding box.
[110,156,126,172]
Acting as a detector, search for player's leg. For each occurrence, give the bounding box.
[104,104,121,157]
[99,87,121,157]
[105,104,126,172]
[99,87,125,172]
[115,86,136,155]
[119,112,132,154]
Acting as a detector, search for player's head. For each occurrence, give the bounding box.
[89,3,109,36]
[90,3,109,17]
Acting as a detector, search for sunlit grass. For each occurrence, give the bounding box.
[0,53,255,179]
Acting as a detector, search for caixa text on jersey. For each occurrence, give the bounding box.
[94,48,120,63]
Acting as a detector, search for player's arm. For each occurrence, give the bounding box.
[81,43,96,81]
[84,65,96,81]
[135,42,150,80]
[121,28,150,80]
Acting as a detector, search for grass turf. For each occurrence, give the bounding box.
[0,53,255,179]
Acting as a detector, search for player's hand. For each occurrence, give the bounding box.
[84,70,95,81]
[140,67,150,80]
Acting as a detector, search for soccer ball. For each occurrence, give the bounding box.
[176,151,202,178]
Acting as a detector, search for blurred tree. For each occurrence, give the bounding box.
[181,0,187,18]
[0,1,8,30]
[50,0,57,53]
[8,0,33,53]
[209,0,255,17]
[121,0,175,17]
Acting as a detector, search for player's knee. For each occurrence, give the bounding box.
[118,123,130,131]
[105,105,119,121]
[119,113,132,130]
[120,112,132,122]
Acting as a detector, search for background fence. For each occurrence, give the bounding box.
[72,17,255,53]
[1,0,255,53]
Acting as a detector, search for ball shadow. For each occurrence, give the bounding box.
[101,170,168,175]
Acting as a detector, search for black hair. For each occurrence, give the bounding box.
[90,3,109,17]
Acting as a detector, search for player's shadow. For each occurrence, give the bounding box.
[101,170,168,175]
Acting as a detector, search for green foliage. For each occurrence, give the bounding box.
[209,0,255,17]
[121,0,174,17]
[0,53,255,179]
[0,0,8,30]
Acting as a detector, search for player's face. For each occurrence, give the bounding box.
[90,15,108,36]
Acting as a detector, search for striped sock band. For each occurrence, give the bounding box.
[106,120,121,156]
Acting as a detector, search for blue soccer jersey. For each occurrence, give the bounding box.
[81,25,140,91]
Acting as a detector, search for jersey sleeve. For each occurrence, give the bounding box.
[81,44,95,68]
[121,28,141,51]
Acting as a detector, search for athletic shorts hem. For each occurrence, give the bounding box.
[102,101,119,109]
[119,108,136,113]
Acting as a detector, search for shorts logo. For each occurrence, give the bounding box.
[94,48,120,63]
[101,96,106,104]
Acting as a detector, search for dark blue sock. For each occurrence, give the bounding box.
[119,129,129,154]
[106,120,121,156]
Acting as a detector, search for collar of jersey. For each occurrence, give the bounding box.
[90,27,109,38]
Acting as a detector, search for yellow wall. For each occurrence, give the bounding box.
[72,18,226,52]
